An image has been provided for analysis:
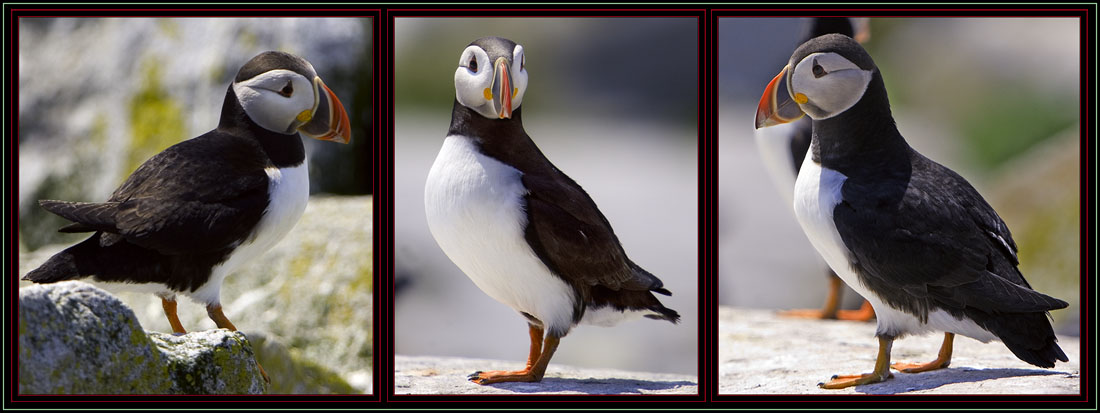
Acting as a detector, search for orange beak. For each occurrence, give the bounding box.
[299,77,351,144]
[493,57,513,119]
[754,64,805,129]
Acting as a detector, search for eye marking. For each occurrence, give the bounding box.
[278,81,294,97]
[469,57,478,72]
[812,58,827,78]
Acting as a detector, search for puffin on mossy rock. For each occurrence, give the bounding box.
[23,51,352,384]
[755,33,1068,389]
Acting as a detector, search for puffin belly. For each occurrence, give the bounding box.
[425,135,577,333]
[188,162,310,305]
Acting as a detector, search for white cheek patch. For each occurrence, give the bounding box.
[511,45,527,109]
[790,52,872,120]
[454,46,496,118]
[233,69,315,134]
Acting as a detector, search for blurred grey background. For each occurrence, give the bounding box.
[719,18,1080,335]
[394,17,699,379]
[17,17,375,393]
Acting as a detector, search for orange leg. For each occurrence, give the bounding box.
[780,275,844,319]
[892,332,953,373]
[836,300,876,322]
[206,304,269,384]
[819,336,895,389]
[469,324,559,385]
[160,297,188,334]
[782,273,876,321]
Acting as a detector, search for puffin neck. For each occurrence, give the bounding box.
[447,100,555,172]
[217,86,306,168]
[810,71,909,176]
[447,99,526,138]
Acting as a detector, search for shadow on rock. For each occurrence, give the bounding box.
[486,377,697,395]
[852,367,1069,394]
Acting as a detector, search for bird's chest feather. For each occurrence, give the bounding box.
[793,157,852,285]
[424,135,576,332]
[190,161,310,305]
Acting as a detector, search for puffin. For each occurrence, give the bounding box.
[753,17,875,321]
[754,34,1068,389]
[424,36,680,385]
[22,51,351,383]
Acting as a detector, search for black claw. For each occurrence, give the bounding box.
[831,374,839,379]
[817,382,826,387]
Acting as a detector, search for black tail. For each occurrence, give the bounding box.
[588,284,681,325]
[976,310,1068,368]
[22,235,100,284]
[644,302,681,324]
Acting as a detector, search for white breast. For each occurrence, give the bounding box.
[793,153,994,342]
[188,161,310,305]
[425,135,577,335]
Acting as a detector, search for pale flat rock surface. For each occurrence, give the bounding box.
[718,307,1080,394]
[396,355,697,395]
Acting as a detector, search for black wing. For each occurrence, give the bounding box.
[522,170,664,292]
[40,131,271,255]
[833,150,1067,322]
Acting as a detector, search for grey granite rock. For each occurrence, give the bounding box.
[718,307,1080,394]
[395,355,697,395]
[18,282,266,394]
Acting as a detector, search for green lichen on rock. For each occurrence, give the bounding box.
[149,330,267,394]
[18,282,267,394]
[19,282,174,394]
[249,332,358,394]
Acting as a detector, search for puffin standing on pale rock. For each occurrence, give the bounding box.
[23,51,352,383]
[425,37,679,384]
[755,34,1068,389]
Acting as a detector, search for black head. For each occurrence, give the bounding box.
[235,51,318,83]
[454,36,528,119]
[228,51,350,143]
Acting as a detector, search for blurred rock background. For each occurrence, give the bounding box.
[719,18,1080,335]
[393,17,699,382]
[17,18,374,394]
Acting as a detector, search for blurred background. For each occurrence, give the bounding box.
[17,17,374,393]
[719,18,1080,336]
[393,17,699,381]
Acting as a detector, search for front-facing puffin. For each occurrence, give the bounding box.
[755,34,1068,389]
[23,51,351,384]
[425,36,679,385]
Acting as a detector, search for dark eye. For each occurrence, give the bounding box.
[278,82,293,97]
[520,55,525,70]
[812,63,826,78]
[469,57,478,72]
